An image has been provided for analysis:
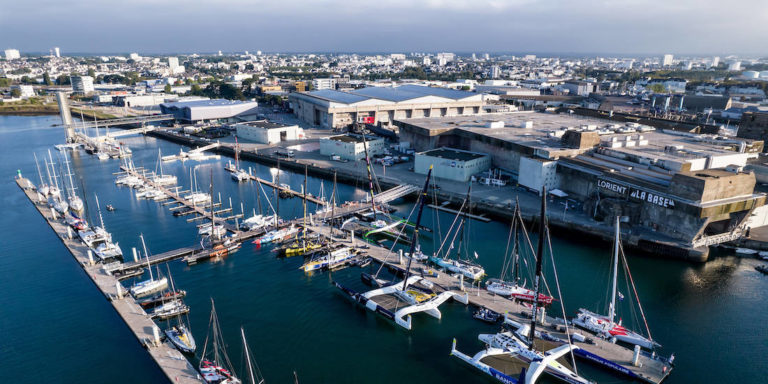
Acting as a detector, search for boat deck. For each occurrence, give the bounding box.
[16,177,203,384]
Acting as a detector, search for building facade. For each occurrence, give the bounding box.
[319,134,386,161]
[234,121,300,144]
[414,147,491,182]
[70,76,95,94]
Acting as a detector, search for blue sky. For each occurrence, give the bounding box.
[2,0,766,55]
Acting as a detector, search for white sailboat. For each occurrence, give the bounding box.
[429,183,485,281]
[62,152,84,215]
[129,235,169,298]
[164,268,196,354]
[230,137,249,182]
[451,188,592,384]
[91,194,122,261]
[572,216,660,350]
[199,299,241,384]
[152,149,178,186]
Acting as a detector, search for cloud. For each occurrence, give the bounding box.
[1,0,766,55]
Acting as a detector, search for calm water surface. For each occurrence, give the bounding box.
[1,115,765,384]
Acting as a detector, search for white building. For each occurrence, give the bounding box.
[518,156,559,192]
[312,78,337,90]
[728,61,742,71]
[168,57,185,74]
[234,121,301,144]
[390,53,406,61]
[490,65,501,79]
[711,56,720,68]
[54,47,60,58]
[662,54,674,66]
[319,134,386,161]
[4,49,20,60]
[414,147,491,182]
[70,76,95,94]
[11,85,35,98]
[129,53,141,61]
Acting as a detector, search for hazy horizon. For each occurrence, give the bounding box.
[3,0,767,56]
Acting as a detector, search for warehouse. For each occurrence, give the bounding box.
[288,84,485,129]
[414,147,491,182]
[160,99,259,122]
[319,134,386,161]
[234,120,301,144]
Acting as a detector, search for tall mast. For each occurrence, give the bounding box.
[609,216,620,324]
[64,152,76,196]
[401,166,433,291]
[43,152,53,186]
[303,164,308,244]
[140,234,153,281]
[528,186,547,349]
[241,327,262,384]
[48,150,59,190]
[33,153,45,186]
[94,193,105,230]
[360,132,377,221]
[209,169,215,240]
[330,171,337,237]
[275,158,280,227]
[256,179,262,215]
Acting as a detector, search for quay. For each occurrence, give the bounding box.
[304,222,674,384]
[15,176,203,384]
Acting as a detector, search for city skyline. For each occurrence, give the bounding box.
[3,0,767,55]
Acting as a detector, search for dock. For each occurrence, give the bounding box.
[305,222,673,384]
[224,164,328,206]
[15,177,203,384]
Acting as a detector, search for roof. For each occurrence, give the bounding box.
[237,120,295,129]
[418,147,488,162]
[325,134,380,143]
[298,84,478,105]
[160,99,257,109]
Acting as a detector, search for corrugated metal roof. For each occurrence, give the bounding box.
[396,84,476,100]
[303,85,477,105]
[350,86,427,102]
[160,99,256,109]
[306,89,369,104]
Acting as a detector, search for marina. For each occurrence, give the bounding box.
[4,115,768,384]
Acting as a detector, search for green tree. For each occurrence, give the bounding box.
[0,77,11,87]
[20,75,33,84]
[646,83,666,93]
[88,68,96,78]
[43,72,52,85]
[56,75,71,85]
[10,88,21,98]
[164,84,172,93]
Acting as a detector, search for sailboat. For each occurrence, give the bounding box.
[62,152,84,215]
[486,203,554,304]
[283,166,323,257]
[164,267,195,353]
[129,234,169,298]
[230,137,250,182]
[199,299,241,384]
[572,216,660,350]
[47,150,68,214]
[153,149,178,186]
[334,166,469,330]
[429,183,485,281]
[451,188,592,384]
[240,328,265,384]
[301,246,357,272]
[91,194,123,262]
[33,152,51,198]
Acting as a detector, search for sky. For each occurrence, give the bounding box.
[2,0,767,56]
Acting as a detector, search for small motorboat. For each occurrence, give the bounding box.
[473,307,502,324]
[106,204,115,212]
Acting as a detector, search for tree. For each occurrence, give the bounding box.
[20,75,33,84]
[164,84,172,93]
[10,88,21,98]
[88,68,96,78]
[646,83,666,93]
[460,85,471,91]
[43,72,52,85]
[56,75,71,85]
[0,77,11,87]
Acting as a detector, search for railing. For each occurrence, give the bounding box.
[691,228,743,248]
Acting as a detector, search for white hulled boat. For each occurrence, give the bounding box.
[129,235,169,298]
[429,183,485,280]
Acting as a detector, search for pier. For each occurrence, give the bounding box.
[15,177,203,384]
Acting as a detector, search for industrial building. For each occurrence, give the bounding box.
[159,99,259,123]
[288,84,485,129]
[414,147,491,182]
[234,121,301,144]
[319,134,386,161]
[396,111,765,256]
[4,49,20,60]
[70,76,95,94]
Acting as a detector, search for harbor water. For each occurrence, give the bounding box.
[1,115,766,384]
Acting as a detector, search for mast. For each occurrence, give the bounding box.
[609,216,620,324]
[64,152,76,197]
[275,158,280,227]
[360,132,377,221]
[256,179,262,215]
[241,328,262,384]
[330,171,337,237]
[209,169,216,241]
[235,136,240,170]
[140,234,154,281]
[33,153,45,186]
[303,164,308,245]
[401,166,433,291]
[48,150,59,190]
[528,186,547,349]
[43,151,53,186]
[94,193,105,230]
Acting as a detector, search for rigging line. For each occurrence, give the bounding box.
[500,214,516,279]
[516,207,553,296]
[545,224,579,376]
[433,196,468,258]
[618,240,654,342]
[372,197,420,278]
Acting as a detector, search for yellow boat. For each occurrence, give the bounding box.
[285,241,322,257]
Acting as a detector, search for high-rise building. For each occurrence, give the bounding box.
[4,49,20,60]
[662,54,674,66]
[129,53,141,61]
[490,65,501,79]
[54,47,60,57]
[436,52,455,62]
[484,53,490,60]
[728,61,742,71]
[711,56,720,67]
[70,76,95,94]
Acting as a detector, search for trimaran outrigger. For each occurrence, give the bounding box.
[334,166,469,330]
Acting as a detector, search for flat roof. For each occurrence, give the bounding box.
[326,134,380,143]
[160,99,257,109]
[238,120,294,129]
[419,147,488,162]
[299,84,479,105]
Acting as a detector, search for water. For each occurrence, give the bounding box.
[1,115,766,384]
